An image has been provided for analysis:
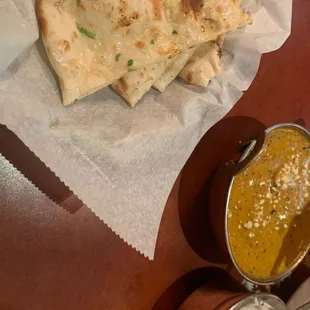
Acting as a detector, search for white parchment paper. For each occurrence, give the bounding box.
[0,0,292,259]
[0,0,38,74]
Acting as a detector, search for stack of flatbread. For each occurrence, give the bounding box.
[38,0,251,107]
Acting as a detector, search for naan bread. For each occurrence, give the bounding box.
[153,47,197,92]
[38,0,251,105]
[111,47,194,105]
[111,60,171,107]
[179,41,221,86]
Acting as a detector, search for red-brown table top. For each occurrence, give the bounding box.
[0,1,310,309]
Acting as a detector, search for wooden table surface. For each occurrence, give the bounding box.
[0,1,309,309]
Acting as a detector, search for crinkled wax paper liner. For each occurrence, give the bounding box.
[0,0,292,259]
[0,0,38,73]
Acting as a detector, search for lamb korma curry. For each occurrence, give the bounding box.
[228,126,310,280]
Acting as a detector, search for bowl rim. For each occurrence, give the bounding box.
[229,292,286,310]
[225,122,310,285]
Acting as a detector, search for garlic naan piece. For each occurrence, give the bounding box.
[38,0,251,105]
[111,60,171,107]
[153,47,197,92]
[179,41,221,87]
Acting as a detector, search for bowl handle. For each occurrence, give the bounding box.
[226,130,266,176]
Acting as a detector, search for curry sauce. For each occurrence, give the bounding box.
[228,127,310,280]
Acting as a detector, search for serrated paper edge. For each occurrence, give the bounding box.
[0,129,149,260]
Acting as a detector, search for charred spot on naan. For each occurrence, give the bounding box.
[217,46,222,58]
[56,40,71,52]
[37,0,48,37]
[135,41,145,49]
[131,11,139,19]
[149,0,164,20]
[64,40,71,52]
[119,0,128,13]
[203,18,221,31]
[158,46,181,57]
[145,76,154,83]
[77,4,86,11]
[186,72,194,83]
[157,48,172,56]
[181,0,203,17]
[71,31,78,42]
[119,16,132,27]
[118,12,140,28]
[38,15,48,37]
[118,77,129,92]
[216,5,223,14]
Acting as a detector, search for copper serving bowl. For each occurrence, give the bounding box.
[210,123,310,286]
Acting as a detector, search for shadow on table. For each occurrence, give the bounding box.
[0,125,84,214]
[152,266,245,310]
[177,116,266,264]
